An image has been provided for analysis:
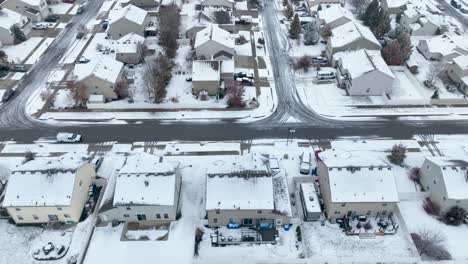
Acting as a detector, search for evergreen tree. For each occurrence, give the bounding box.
[289,14,301,39]
[11,24,26,44]
[303,22,319,45]
[282,0,288,6]
[373,8,391,38]
[360,0,378,22]
[284,3,294,19]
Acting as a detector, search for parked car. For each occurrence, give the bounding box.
[32,23,49,30]
[317,70,335,80]
[76,31,85,39]
[56,133,82,143]
[77,6,84,14]
[436,4,447,11]
[11,65,26,72]
[234,72,254,79]
[45,14,59,22]
[77,56,90,63]
[460,8,468,13]
[311,56,328,65]
[1,89,15,102]
[300,151,311,174]
[451,0,461,8]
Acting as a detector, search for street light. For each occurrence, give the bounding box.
[287,128,296,146]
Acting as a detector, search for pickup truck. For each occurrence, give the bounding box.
[56,133,82,143]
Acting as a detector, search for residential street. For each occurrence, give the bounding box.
[1,0,468,143]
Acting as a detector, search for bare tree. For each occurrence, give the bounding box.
[142,53,173,103]
[295,55,312,72]
[226,81,245,107]
[425,63,446,89]
[69,82,88,108]
[114,79,129,99]
[40,88,56,107]
[411,229,451,260]
[320,24,332,39]
[284,3,293,19]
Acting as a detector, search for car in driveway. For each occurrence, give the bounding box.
[77,56,90,63]
[45,14,59,22]
[11,65,26,72]
[56,133,82,143]
[300,151,312,174]
[32,23,49,30]
[77,5,85,14]
[1,89,15,102]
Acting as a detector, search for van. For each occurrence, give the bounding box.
[300,151,311,174]
[56,133,82,143]
[317,71,335,80]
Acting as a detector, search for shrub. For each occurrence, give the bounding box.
[363,221,373,231]
[423,198,440,216]
[444,206,466,226]
[296,226,302,242]
[409,167,421,184]
[388,144,406,165]
[23,151,35,163]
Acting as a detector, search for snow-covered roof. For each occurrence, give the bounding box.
[184,11,214,31]
[300,183,321,213]
[113,153,179,206]
[3,154,90,207]
[319,150,399,203]
[206,175,274,210]
[335,49,394,79]
[74,56,123,84]
[220,59,234,73]
[317,5,352,25]
[385,0,407,8]
[206,153,270,176]
[20,0,42,7]
[420,35,468,58]
[426,157,468,200]
[0,8,29,32]
[111,33,145,54]
[330,22,380,49]
[453,55,468,70]
[109,4,148,26]
[194,24,234,49]
[192,60,220,81]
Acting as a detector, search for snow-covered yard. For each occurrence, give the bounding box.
[53,89,74,109]
[290,35,325,57]
[3,38,43,63]
[235,31,253,56]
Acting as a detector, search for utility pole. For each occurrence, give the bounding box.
[287,128,296,146]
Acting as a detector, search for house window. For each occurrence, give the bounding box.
[382,203,387,207]
[48,215,58,221]
[366,211,371,215]
[64,214,70,218]
[381,210,387,216]
[243,218,253,225]
[126,207,131,210]
[15,208,21,211]
[124,214,130,218]
[18,215,24,220]
[334,211,341,215]
[215,209,220,214]
[57,207,63,211]
[33,215,39,220]
[137,214,147,221]
[257,210,262,214]
[156,214,161,218]
[213,218,218,224]
[341,203,346,207]
[164,214,169,219]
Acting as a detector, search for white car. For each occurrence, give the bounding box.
[33,23,49,30]
[300,151,311,174]
[56,133,82,143]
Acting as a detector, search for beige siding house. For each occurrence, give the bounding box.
[184,12,214,41]
[316,5,352,30]
[420,157,468,213]
[205,154,292,227]
[335,49,395,96]
[0,8,32,45]
[99,153,181,223]
[417,35,468,62]
[107,4,150,39]
[0,0,49,22]
[112,33,145,64]
[400,7,439,36]
[447,55,468,86]
[2,155,95,224]
[317,150,399,222]
[194,24,234,60]
[73,56,125,100]
[326,22,381,59]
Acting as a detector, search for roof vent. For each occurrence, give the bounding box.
[144,180,149,187]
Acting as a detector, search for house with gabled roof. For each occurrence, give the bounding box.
[417,35,468,62]
[316,5,352,30]
[2,154,95,224]
[194,24,234,60]
[317,150,399,222]
[0,8,32,46]
[184,12,215,41]
[107,4,150,39]
[326,21,381,59]
[420,157,468,213]
[73,56,125,100]
[400,6,439,36]
[205,153,292,227]
[0,0,49,22]
[200,0,233,10]
[112,33,145,64]
[98,153,181,223]
[334,49,395,96]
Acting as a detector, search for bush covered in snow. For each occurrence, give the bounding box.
[444,206,466,226]
[423,198,440,216]
[388,144,406,165]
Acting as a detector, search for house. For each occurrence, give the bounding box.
[120,0,158,7]
[112,33,145,64]
[0,8,32,46]
[381,0,407,14]
[417,35,468,62]
[200,0,233,10]
[300,183,321,221]
[73,56,125,100]
[98,153,181,223]
[0,0,49,22]
[192,60,221,95]
[107,5,150,39]
[194,24,234,60]
[317,150,399,222]
[335,49,394,96]
[400,7,439,36]
[420,157,468,213]
[316,5,352,30]
[184,12,215,40]
[309,0,343,13]
[447,55,468,88]
[205,154,292,227]
[2,154,95,224]
[326,22,381,59]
